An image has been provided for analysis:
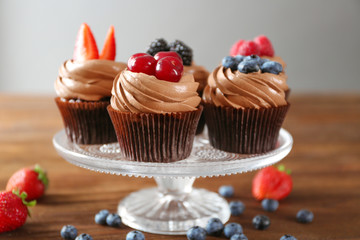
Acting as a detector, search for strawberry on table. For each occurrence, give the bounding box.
[252,165,293,201]
[100,25,116,60]
[6,165,48,201]
[0,190,36,233]
[73,23,99,61]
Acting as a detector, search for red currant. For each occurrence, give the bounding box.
[155,56,183,82]
[154,51,183,64]
[128,53,156,76]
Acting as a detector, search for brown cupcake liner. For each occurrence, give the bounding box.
[196,100,206,135]
[203,103,290,154]
[285,89,291,101]
[55,97,117,144]
[107,105,203,163]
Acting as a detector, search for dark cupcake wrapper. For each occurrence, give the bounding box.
[203,103,290,154]
[107,105,203,163]
[55,97,117,145]
[195,100,206,135]
[285,89,291,101]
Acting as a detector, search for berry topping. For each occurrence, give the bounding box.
[234,55,245,63]
[127,53,157,76]
[73,23,99,61]
[224,222,243,238]
[230,233,248,240]
[169,40,193,66]
[244,54,261,63]
[252,215,270,230]
[60,225,78,240]
[186,226,207,240]
[106,213,122,227]
[252,165,293,200]
[75,233,93,240]
[155,56,183,82]
[154,51,183,63]
[259,58,270,66]
[218,185,234,197]
[126,230,145,240]
[261,61,283,74]
[254,35,274,57]
[261,199,279,212]
[230,39,245,56]
[99,25,116,60]
[229,201,245,216]
[296,209,314,223]
[222,56,238,71]
[205,218,224,236]
[94,209,109,225]
[238,59,260,73]
[146,38,170,56]
[237,40,260,56]
[280,235,298,240]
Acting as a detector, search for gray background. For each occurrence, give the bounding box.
[0,0,359,94]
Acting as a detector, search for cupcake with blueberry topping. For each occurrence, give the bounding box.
[55,23,126,144]
[203,55,289,154]
[107,52,202,162]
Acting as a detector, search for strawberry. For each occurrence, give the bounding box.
[0,190,36,233]
[254,35,274,57]
[237,40,260,56]
[252,165,292,201]
[73,23,99,61]
[100,25,116,60]
[230,39,245,56]
[6,165,48,201]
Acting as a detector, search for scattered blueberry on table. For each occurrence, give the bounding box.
[94,209,109,225]
[60,225,78,240]
[230,233,248,240]
[218,185,234,198]
[223,222,243,238]
[205,217,224,236]
[229,201,245,216]
[106,213,122,227]
[261,199,279,212]
[296,209,314,223]
[75,233,93,240]
[126,230,145,240]
[186,226,207,240]
[280,234,297,240]
[252,215,271,230]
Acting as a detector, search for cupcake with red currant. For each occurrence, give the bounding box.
[230,35,290,99]
[146,38,209,134]
[107,52,202,162]
[55,23,127,144]
[203,54,289,154]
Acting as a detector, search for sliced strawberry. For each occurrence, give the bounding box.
[254,35,274,57]
[230,39,245,56]
[100,25,116,60]
[73,23,99,61]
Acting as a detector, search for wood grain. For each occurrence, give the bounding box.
[0,94,359,240]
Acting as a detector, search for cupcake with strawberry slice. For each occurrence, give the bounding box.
[108,52,202,162]
[55,23,127,144]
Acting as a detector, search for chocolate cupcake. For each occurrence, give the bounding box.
[203,55,289,154]
[108,53,202,162]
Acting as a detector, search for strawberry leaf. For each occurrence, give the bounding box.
[34,164,49,187]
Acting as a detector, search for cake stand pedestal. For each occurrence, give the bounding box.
[53,128,293,235]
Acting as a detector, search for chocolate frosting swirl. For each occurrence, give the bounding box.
[203,65,288,109]
[55,59,127,101]
[184,63,209,93]
[111,70,201,113]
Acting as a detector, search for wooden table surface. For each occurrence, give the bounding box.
[0,94,359,240]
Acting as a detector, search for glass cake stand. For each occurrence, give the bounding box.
[53,128,293,235]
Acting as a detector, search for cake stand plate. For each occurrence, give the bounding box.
[53,128,293,235]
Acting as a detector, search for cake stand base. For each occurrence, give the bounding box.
[118,177,230,235]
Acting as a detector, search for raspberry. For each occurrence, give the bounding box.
[237,40,260,56]
[254,35,274,57]
[146,38,169,56]
[230,39,245,56]
[169,40,193,66]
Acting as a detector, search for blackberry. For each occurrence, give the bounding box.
[146,38,170,56]
[170,40,193,66]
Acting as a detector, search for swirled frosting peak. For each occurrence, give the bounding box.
[111,69,201,113]
[55,59,127,101]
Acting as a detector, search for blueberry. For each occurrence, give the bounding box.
[296,209,314,223]
[218,185,234,197]
[222,56,238,71]
[252,215,270,230]
[106,213,122,227]
[205,217,224,236]
[244,54,261,62]
[230,233,248,240]
[280,234,297,240]
[260,61,283,74]
[229,201,245,216]
[75,233,93,240]
[234,55,245,63]
[261,199,279,212]
[259,58,270,66]
[223,222,243,238]
[94,209,109,225]
[238,60,260,73]
[126,230,145,240]
[60,225,78,240]
[186,226,207,240]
